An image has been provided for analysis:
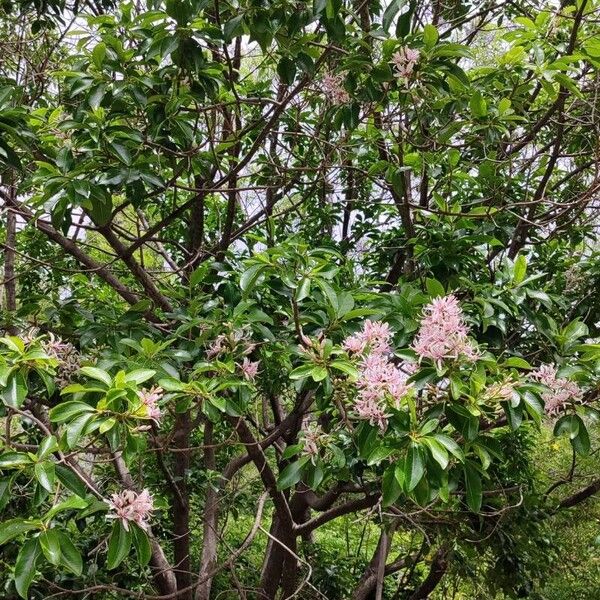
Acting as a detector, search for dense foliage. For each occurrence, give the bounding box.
[1,0,600,598]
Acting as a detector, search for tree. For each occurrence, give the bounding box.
[0,0,599,598]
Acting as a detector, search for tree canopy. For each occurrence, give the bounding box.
[1,0,600,598]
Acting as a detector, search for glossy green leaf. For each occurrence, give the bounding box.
[14,538,41,598]
[107,520,132,570]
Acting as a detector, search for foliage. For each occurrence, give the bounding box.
[1,0,600,598]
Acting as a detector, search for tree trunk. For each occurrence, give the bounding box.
[408,547,450,600]
[173,411,192,600]
[196,421,219,600]
[2,185,17,335]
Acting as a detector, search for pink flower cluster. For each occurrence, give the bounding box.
[240,357,260,381]
[107,489,154,531]
[412,295,477,367]
[207,334,227,359]
[343,320,412,430]
[321,72,350,104]
[531,364,581,415]
[343,320,392,355]
[138,386,163,423]
[301,421,325,461]
[485,379,516,401]
[40,333,81,387]
[391,47,420,79]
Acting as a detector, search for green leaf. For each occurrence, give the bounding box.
[404,444,425,492]
[469,90,487,118]
[0,519,41,545]
[0,452,31,468]
[562,319,588,346]
[109,141,132,166]
[423,24,439,48]
[289,364,315,380]
[277,56,296,85]
[310,366,328,382]
[329,360,359,379]
[1,372,27,408]
[223,14,244,41]
[382,463,402,506]
[66,412,96,448]
[554,414,579,439]
[382,0,401,31]
[15,538,41,599]
[107,520,132,569]
[39,529,61,565]
[44,495,88,521]
[295,277,311,302]
[49,401,96,423]
[425,278,445,298]
[503,357,531,369]
[367,445,396,466]
[55,465,87,498]
[432,434,464,461]
[88,83,106,109]
[131,523,152,566]
[277,457,308,490]
[513,254,527,284]
[92,42,106,69]
[79,366,112,387]
[124,369,156,384]
[37,435,58,460]
[55,530,83,575]
[35,461,56,493]
[503,401,523,430]
[570,415,590,455]
[464,461,482,512]
[422,438,449,469]
[240,264,267,294]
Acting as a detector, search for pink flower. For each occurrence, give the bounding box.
[485,379,516,401]
[108,489,154,531]
[391,47,420,79]
[321,72,350,104]
[138,386,163,423]
[354,396,389,430]
[343,320,392,356]
[240,357,260,381]
[531,364,581,415]
[412,295,477,366]
[358,353,411,406]
[301,422,324,460]
[206,335,226,359]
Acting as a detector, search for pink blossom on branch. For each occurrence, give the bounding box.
[107,489,154,531]
[354,395,389,431]
[138,386,163,423]
[411,294,478,366]
[240,357,260,381]
[357,353,411,407]
[530,364,581,415]
[343,319,392,356]
[345,326,413,430]
[391,47,420,79]
[321,72,350,104]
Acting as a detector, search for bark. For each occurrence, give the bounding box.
[352,528,394,600]
[195,421,219,600]
[259,514,297,599]
[3,194,17,334]
[408,547,450,600]
[172,411,192,600]
[96,224,174,312]
[558,478,600,509]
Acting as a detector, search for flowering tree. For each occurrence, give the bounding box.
[1,0,600,598]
